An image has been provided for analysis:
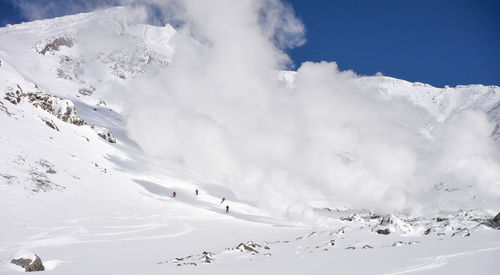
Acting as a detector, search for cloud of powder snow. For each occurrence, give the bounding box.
[13,0,500,223]
[109,1,500,223]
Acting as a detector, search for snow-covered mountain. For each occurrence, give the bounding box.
[1,7,499,274]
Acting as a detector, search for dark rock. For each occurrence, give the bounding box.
[377,228,391,235]
[4,87,23,105]
[436,217,448,222]
[0,101,12,116]
[36,35,74,55]
[11,255,45,272]
[78,86,95,96]
[494,212,500,223]
[482,213,500,229]
[236,243,259,254]
[93,126,116,143]
[97,131,116,143]
[46,169,57,174]
[199,251,214,263]
[11,258,31,268]
[380,215,393,225]
[44,119,59,131]
[424,228,431,235]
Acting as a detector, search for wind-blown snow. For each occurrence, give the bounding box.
[0,1,499,274]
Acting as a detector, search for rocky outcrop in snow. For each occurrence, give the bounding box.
[92,125,116,143]
[34,35,74,55]
[482,212,500,229]
[10,252,45,272]
[4,86,117,143]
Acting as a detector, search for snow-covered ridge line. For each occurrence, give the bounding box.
[280,70,500,125]
[0,7,127,35]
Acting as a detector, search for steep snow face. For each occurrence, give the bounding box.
[0,6,175,106]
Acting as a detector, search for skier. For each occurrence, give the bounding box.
[225,205,229,213]
[221,197,225,204]
[195,189,199,195]
[172,191,176,198]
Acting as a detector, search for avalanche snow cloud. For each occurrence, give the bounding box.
[50,0,498,221]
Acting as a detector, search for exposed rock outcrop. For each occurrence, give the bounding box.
[92,125,117,143]
[483,212,500,229]
[5,86,117,143]
[10,254,45,272]
[35,35,74,55]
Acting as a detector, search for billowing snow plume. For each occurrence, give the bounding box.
[8,0,496,222]
[104,0,500,221]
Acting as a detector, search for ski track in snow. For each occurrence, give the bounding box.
[0,217,194,252]
[385,246,500,274]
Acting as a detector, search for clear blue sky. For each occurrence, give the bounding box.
[287,0,500,87]
[1,0,499,87]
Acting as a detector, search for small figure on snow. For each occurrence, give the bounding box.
[172,191,176,198]
[221,197,225,204]
[195,189,199,195]
[226,205,230,213]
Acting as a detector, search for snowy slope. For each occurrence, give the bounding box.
[1,7,499,274]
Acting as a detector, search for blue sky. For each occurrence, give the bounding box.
[287,0,500,87]
[0,0,499,87]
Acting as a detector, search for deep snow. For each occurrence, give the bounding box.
[0,6,499,274]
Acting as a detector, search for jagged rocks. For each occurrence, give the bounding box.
[5,87,85,126]
[481,212,500,229]
[0,101,12,116]
[26,92,85,125]
[165,251,215,266]
[78,86,95,96]
[236,242,259,254]
[10,253,45,272]
[199,251,215,263]
[4,87,116,143]
[372,215,416,235]
[436,217,448,222]
[4,86,23,104]
[34,35,74,55]
[494,212,500,223]
[92,126,117,143]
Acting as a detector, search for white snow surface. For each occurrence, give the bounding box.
[0,6,499,274]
